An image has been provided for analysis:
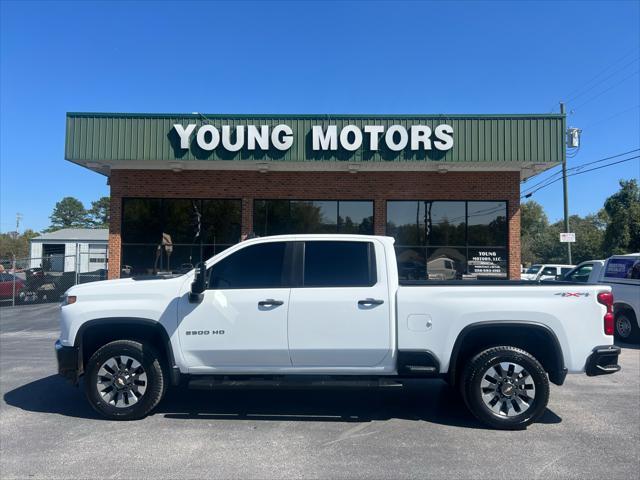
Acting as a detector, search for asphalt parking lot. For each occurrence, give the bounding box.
[1,303,639,479]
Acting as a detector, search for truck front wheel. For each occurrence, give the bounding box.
[84,340,166,420]
[461,346,550,430]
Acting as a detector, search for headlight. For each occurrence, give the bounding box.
[61,295,77,306]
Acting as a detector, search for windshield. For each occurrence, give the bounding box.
[525,265,541,274]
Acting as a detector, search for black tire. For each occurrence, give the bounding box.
[84,340,166,420]
[614,310,640,343]
[461,346,550,430]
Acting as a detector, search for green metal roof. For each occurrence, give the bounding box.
[65,113,565,164]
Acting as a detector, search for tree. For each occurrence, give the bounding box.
[603,179,640,255]
[0,229,39,260]
[548,214,605,264]
[520,201,550,265]
[88,196,110,228]
[48,197,88,231]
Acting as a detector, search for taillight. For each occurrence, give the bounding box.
[597,291,614,335]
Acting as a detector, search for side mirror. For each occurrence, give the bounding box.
[189,262,207,303]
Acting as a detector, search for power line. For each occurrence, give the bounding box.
[565,56,639,105]
[523,155,639,197]
[571,69,640,112]
[581,104,640,130]
[550,49,640,111]
[521,148,640,194]
[521,166,563,193]
[522,155,640,198]
[567,147,640,172]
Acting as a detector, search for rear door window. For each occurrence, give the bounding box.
[303,241,376,287]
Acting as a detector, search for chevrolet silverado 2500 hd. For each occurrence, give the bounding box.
[56,235,621,429]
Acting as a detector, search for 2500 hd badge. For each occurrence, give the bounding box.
[185,330,225,335]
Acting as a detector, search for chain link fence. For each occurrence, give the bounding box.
[0,251,108,307]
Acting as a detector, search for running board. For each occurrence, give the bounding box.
[404,365,437,374]
[187,375,404,390]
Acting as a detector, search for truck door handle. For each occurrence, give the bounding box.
[358,298,384,306]
[258,299,284,307]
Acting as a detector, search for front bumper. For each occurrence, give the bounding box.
[585,345,621,376]
[55,339,81,384]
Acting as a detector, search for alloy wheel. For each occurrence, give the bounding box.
[480,361,536,417]
[96,355,147,408]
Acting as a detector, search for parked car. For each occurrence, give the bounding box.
[561,260,605,283]
[602,254,640,341]
[77,269,108,284]
[561,255,640,341]
[521,264,574,281]
[0,272,25,303]
[561,253,640,341]
[56,235,620,429]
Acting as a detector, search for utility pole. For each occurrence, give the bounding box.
[560,102,572,264]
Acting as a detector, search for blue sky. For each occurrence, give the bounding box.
[1,0,639,233]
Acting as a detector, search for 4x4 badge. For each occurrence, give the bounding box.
[555,292,590,297]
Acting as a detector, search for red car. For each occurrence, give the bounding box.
[0,273,25,303]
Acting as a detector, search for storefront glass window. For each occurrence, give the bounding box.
[467,201,508,247]
[428,201,466,246]
[387,200,508,280]
[253,200,373,236]
[290,201,337,233]
[338,201,375,235]
[121,198,241,276]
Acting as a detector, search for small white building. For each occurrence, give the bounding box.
[30,228,108,273]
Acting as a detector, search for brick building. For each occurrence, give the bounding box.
[64,113,565,280]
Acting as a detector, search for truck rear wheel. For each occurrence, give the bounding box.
[461,346,549,430]
[84,340,166,420]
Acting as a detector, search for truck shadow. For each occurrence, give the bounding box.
[3,375,562,429]
[615,340,640,350]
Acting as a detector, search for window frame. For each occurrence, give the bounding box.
[120,197,242,276]
[207,241,295,290]
[567,263,594,282]
[121,197,242,246]
[297,240,378,288]
[540,266,558,277]
[253,199,375,236]
[385,199,510,280]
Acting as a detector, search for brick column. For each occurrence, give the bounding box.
[108,195,122,279]
[242,198,253,236]
[374,197,386,235]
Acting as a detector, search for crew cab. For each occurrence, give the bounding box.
[56,235,621,429]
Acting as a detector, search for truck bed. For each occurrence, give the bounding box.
[399,280,583,286]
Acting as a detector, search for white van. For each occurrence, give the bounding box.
[521,264,574,281]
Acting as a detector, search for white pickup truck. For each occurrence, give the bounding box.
[56,235,621,429]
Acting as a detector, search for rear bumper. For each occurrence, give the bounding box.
[55,339,80,384]
[585,345,621,376]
